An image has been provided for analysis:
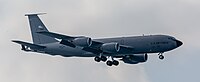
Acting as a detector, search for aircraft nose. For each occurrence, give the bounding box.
[175,39,183,47]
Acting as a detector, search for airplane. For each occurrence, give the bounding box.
[12,13,183,66]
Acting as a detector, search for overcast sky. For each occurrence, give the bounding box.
[0,0,200,82]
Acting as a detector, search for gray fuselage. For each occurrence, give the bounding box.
[40,35,181,57]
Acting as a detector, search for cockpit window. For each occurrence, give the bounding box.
[168,37,176,41]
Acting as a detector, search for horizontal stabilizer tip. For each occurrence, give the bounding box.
[12,40,46,49]
[25,13,47,16]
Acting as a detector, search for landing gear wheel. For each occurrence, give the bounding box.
[159,55,164,60]
[94,56,101,62]
[106,60,113,66]
[101,56,107,62]
[112,60,119,66]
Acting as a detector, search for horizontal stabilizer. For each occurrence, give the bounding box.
[25,13,47,16]
[12,40,46,49]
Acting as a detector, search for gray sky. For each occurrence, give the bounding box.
[1,0,200,82]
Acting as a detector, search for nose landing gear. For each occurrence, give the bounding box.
[158,53,164,60]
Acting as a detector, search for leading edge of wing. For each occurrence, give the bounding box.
[37,31,76,40]
[37,31,103,48]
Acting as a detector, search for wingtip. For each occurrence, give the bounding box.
[11,40,20,43]
[11,40,17,42]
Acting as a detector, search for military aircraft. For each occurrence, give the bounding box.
[12,13,183,66]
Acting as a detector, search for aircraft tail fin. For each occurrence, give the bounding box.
[25,13,58,44]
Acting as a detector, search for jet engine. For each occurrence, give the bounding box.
[72,37,92,47]
[101,42,120,53]
[121,54,148,64]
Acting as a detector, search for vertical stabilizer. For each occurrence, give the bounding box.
[25,13,57,44]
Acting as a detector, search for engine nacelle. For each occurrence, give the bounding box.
[101,42,120,53]
[72,37,92,47]
[121,54,148,64]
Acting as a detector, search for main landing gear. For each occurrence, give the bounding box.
[158,53,164,60]
[94,56,107,62]
[94,56,119,66]
[106,60,119,66]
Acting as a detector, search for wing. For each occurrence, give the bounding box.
[37,31,76,40]
[12,40,46,49]
[38,31,134,54]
